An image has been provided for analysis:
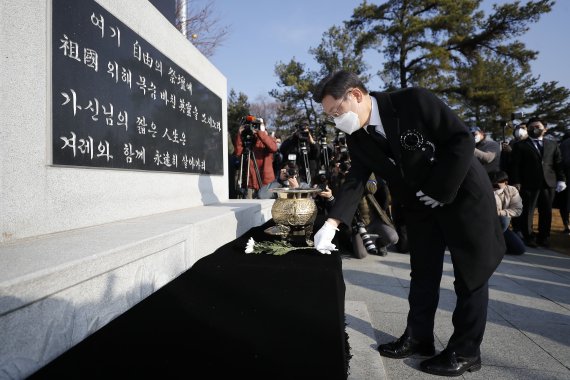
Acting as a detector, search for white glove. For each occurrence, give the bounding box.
[556,181,567,193]
[314,221,339,254]
[416,190,444,208]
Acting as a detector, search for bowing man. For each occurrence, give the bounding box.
[312,71,505,377]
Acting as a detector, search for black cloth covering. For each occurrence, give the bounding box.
[29,219,348,380]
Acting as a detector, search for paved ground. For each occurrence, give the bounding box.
[343,243,570,379]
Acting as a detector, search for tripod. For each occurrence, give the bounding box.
[298,141,312,185]
[319,137,330,173]
[236,137,262,199]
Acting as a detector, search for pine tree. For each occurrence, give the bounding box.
[227,89,251,142]
[270,25,369,133]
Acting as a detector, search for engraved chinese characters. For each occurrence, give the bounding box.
[52,0,223,174]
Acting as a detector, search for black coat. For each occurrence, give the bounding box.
[509,138,565,190]
[328,88,505,291]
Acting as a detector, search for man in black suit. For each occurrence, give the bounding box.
[312,71,505,376]
[509,118,566,247]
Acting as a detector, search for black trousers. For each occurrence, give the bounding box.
[405,214,489,357]
[520,186,556,240]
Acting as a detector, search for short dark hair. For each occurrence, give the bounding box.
[312,70,368,103]
[527,116,547,127]
[489,170,509,185]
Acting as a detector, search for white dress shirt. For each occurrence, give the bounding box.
[365,96,385,137]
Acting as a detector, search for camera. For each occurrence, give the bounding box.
[354,220,379,255]
[317,125,328,145]
[296,123,310,142]
[334,131,349,159]
[335,131,347,145]
[284,154,299,179]
[315,169,329,191]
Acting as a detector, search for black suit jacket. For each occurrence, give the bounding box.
[510,138,565,190]
[328,88,505,290]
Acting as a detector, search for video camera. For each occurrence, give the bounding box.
[335,131,347,145]
[339,160,351,174]
[241,114,263,126]
[334,131,350,163]
[317,125,328,146]
[296,123,310,142]
[240,115,263,145]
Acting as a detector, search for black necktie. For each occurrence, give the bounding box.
[367,125,393,158]
[535,139,544,155]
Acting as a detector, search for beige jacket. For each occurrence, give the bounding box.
[494,185,523,218]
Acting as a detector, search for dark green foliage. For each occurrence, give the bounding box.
[227,89,251,142]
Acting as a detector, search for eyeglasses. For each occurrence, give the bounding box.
[326,89,353,120]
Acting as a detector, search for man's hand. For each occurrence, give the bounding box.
[556,181,567,193]
[416,191,444,208]
[314,220,339,254]
[288,176,299,189]
[316,185,333,200]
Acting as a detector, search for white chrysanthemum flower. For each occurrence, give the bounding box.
[245,237,256,253]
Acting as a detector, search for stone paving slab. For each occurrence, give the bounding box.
[343,246,570,379]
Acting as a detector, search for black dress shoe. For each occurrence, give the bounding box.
[523,238,538,248]
[536,237,550,248]
[420,349,481,377]
[377,333,435,359]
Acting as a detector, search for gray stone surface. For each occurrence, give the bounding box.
[345,301,387,380]
[343,247,570,379]
[0,0,229,244]
[0,200,273,380]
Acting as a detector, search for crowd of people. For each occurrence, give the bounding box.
[228,113,403,259]
[479,118,569,249]
[228,107,570,258]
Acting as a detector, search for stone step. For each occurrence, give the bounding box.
[345,300,387,380]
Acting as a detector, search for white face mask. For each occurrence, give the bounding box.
[514,128,527,139]
[333,111,361,135]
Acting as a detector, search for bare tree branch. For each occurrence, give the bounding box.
[175,0,230,57]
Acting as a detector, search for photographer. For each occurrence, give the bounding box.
[258,160,310,199]
[315,174,398,258]
[234,117,278,199]
[470,126,501,174]
[500,123,527,174]
[279,122,320,185]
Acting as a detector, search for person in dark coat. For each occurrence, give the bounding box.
[312,71,505,377]
[558,131,570,234]
[278,122,320,185]
[509,118,567,247]
[471,126,501,174]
